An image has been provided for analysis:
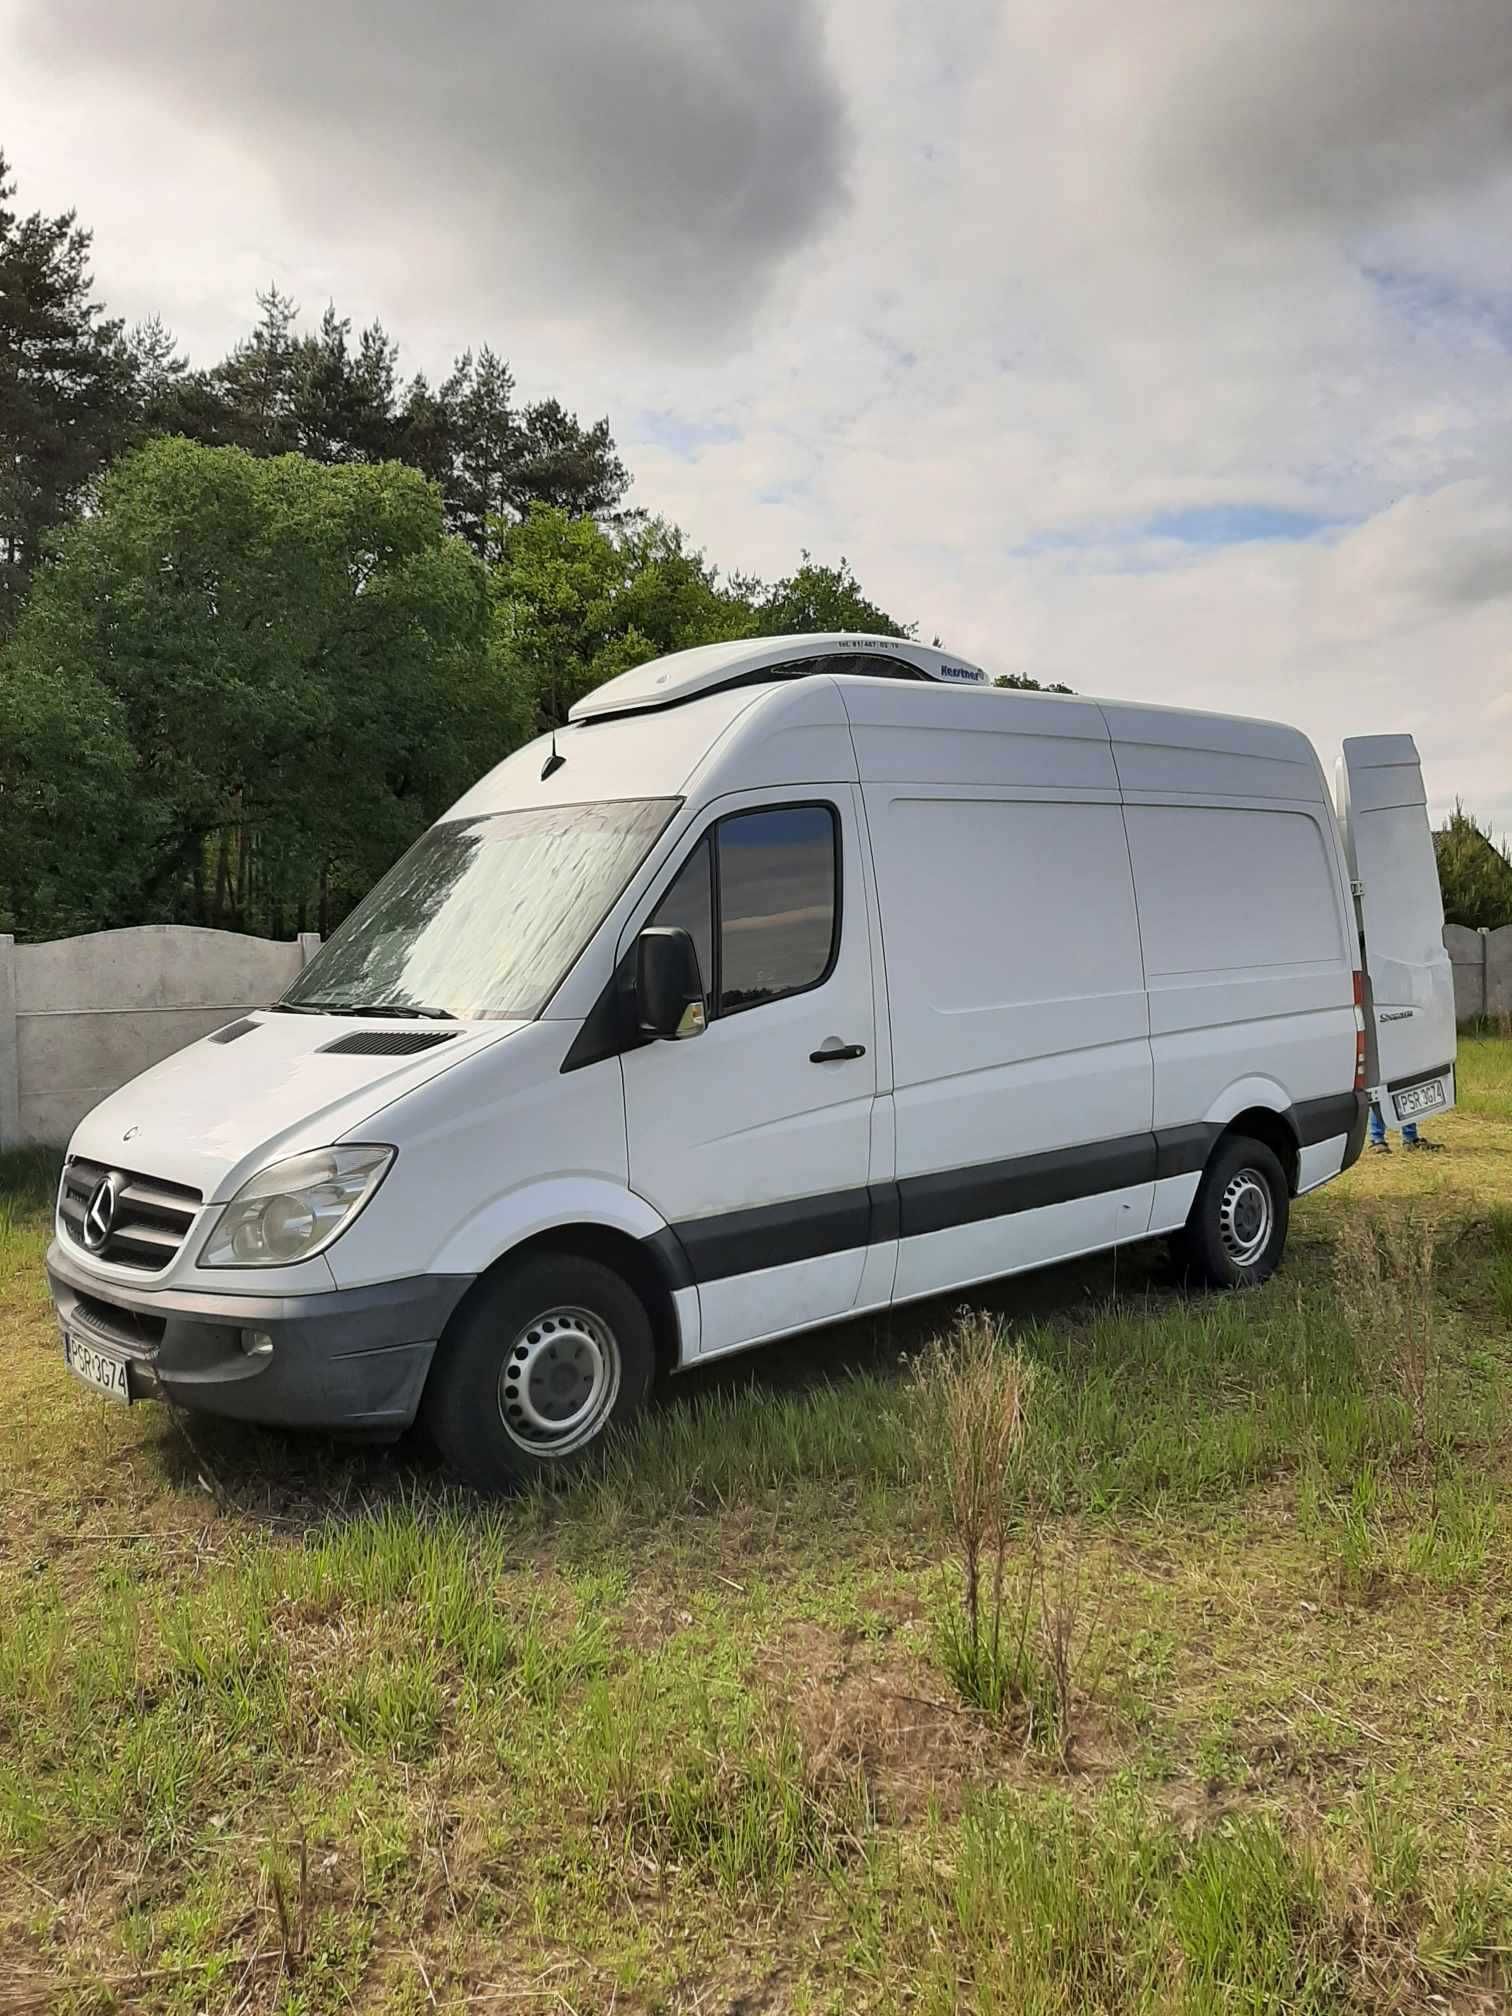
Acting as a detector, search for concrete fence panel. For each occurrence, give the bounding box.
[1444,921,1512,1025]
[1493,928,1512,1021]
[0,926,319,1151]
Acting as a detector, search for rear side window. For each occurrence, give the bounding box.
[649,804,839,1017]
[717,806,838,1012]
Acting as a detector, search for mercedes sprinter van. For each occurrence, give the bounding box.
[46,634,1456,1487]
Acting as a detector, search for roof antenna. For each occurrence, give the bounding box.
[541,732,566,782]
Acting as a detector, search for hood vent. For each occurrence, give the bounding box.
[208,1017,259,1045]
[319,1029,461,1057]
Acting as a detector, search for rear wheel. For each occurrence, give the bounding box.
[1175,1134,1289,1289]
[422,1253,655,1491]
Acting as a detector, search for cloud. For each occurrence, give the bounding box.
[2,0,1509,828]
[15,0,850,345]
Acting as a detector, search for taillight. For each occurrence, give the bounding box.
[1353,970,1367,1090]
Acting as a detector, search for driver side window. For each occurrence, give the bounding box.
[649,835,714,993]
[649,804,839,1018]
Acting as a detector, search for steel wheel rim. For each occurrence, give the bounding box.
[498,1306,620,1455]
[1219,1168,1273,1268]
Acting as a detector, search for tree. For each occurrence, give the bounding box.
[439,347,519,560]
[994,672,1074,693]
[746,553,912,638]
[126,313,188,427]
[0,639,144,938]
[204,285,302,454]
[425,351,631,560]
[1436,804,1512,930]
[0,149,140,634]
[0,438,526,937]
[289,305,401,464]
[508,397,629,523]
[493,507,750,728]
[161,305,631,554]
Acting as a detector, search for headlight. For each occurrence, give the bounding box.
[200,1146,395,1268]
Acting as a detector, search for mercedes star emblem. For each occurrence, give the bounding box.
[82,1175,118,1252]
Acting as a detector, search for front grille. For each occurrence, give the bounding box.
[59,1158,203,1273]
[70,1294,165,1356]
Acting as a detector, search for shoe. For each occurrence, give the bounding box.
[1404,1137,1444,1153]
[1370,1141,1391,1154]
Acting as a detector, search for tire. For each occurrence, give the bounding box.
[421,1253,655,1491]
[1174,1134,1290,1290]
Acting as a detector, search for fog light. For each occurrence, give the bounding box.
[240,1329,274,1359]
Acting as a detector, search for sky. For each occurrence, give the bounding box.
[4,0,1511,828]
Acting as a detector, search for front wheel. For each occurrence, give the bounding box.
[1174,1134,1289,1289]
[421,1253,655,1491]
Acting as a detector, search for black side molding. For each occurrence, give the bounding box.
[1340,1089,1369,1173]
[1153,1122,1218,1180]
[1294,1091,1364,1148]
[671,1186,873,1284]
[643,1098,1365,1289]
[896,1133,1156,1242]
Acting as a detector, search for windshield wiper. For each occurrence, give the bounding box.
[348,1003,460,1021]
[270,1000,458,1020]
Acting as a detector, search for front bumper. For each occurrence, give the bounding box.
[46,1241,473,1432]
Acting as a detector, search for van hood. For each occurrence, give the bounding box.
[67,1012,526,1202]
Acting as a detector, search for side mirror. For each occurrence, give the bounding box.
[636,926,707,1041]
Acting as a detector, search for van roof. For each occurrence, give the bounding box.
[567,633,990,721]
[448,665,1328,829]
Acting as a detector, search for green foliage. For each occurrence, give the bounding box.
[1436,802,1512,929]
[0,148,141,634]
[744,551,911,639]
[0,439,521,936]
[0,151,1040,942]
[147,293,630,558]
[494,506,756,727]
[996,670,1074,694]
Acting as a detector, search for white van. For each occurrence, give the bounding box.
[45,635,1456,1487]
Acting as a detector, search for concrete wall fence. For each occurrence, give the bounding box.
[1444,923,1512,1028]
[0,926,319,1152]
[0,920,1507,1155]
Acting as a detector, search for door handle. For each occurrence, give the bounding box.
[810,1039,867,1063]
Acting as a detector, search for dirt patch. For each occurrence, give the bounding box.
[754,1619,1123,1824]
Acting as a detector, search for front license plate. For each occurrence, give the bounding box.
[63,1331,131,1403]
[1395,1077,1447,1121]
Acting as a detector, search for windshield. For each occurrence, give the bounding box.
[282,799,678,1021]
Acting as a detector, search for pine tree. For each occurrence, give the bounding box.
[288,305,401,463]
[1436,803,1512,929]
[441,347,518,560]
[0,149,140,633]
[508,398,629,521]
[208,286,301,453]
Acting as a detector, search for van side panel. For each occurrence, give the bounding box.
[1115,782,1356,1224]
[855,724,1155,1301]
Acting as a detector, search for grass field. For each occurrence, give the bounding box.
[3,1038,1511,2014]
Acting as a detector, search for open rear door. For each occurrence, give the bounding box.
[1335,736,1456,1127]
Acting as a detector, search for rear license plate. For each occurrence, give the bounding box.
[63,1331,131,1403]
[1395,1077,1447,1120]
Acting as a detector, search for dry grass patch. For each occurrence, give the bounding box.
[4,1041,1512,2009]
